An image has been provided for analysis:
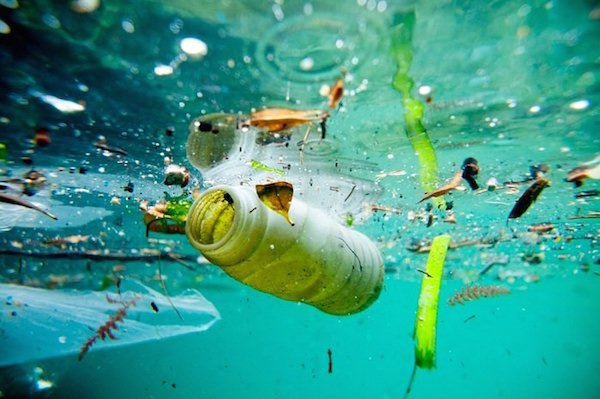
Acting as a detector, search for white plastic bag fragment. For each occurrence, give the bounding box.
[0,281,220,367]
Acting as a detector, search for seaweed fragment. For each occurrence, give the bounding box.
[507,177,550,220]
[461,157,480,190]
[418,172,462,203]
[448,284,510,306]
[0,193,57,220]
[78,294,140,361]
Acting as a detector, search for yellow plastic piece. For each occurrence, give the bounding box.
[414,234,450,369]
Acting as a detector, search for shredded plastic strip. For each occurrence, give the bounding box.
[391,9,445,209]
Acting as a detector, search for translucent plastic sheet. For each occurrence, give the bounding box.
[0,281,220,367]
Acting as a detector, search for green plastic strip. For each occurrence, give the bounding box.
[414,234,451,369]
[391,10,445,209]
[249,159,285,176]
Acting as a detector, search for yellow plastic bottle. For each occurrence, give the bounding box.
[186,185,384,315]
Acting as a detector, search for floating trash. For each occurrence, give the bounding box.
[0,280,220,367]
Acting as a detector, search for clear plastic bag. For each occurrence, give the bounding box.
[0,280,220,367]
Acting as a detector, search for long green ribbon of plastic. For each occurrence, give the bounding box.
[414,234,450,368]
[391,10,445,209]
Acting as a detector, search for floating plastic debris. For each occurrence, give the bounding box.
[0,280,220,367]
[30,91,85,113]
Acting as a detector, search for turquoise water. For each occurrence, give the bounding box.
[1,0,599,398]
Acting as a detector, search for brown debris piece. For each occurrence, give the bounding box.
[418,171,463,203]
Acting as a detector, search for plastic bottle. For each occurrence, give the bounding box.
[186,185,384,315]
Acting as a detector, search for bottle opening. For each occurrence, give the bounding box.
[187,189,236,246]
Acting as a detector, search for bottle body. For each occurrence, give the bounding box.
[186,185,384,315]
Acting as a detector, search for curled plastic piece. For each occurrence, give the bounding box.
[186,113,381,225]
[0,281,220,367]
[186,185,384,315]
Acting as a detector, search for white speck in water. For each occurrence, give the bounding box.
[33,92,85,113]
[351,56,359,65]
[35,378,54,391]
[560,146,571,153]
[377,1,387,12]
[319,84,330,96]
[180,37,208,57]
[538,147,546,151]
[243,55,252,64]
[303,3,313,15]
[299,57,314,71]
[387,153,394,160]
[357,0,367,6]
[227,59,235,68]
[98,167,105,173]
[418,85,432,96]
[270,244,275,250]
[569,99,589,110]
[0,19,10,34]
[58,336,67,344]
[71,0,100,13]
[529,105,541,113]
[335,39,345,49]
[154,64,174,76]
[272,3,284,21]
[506,98,517,108]
[121,19,135,33]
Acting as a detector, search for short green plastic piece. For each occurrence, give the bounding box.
[414,234,451,369]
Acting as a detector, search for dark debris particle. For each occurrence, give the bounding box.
[79,166,88,174]
[223,193,234,204]
[21,156,33,165]
[165,126,175,137]
[151,301,159,312]
[197,121,213,132]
